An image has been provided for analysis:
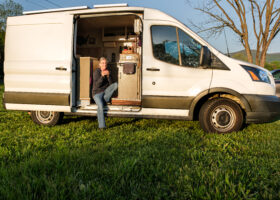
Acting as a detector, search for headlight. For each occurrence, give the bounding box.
[241,65,271,84]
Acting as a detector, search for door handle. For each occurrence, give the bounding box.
[146,68,160,71]
[55,66,67,71]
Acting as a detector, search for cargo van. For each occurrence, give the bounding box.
[3,4,280,133]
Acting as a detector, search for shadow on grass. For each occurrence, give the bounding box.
[61,116,96,125]
[109,118,141,128]
[61,115,141,129]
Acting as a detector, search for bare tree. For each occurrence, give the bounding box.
[192,0,280,67]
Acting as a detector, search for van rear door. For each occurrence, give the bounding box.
[4,13,74,112]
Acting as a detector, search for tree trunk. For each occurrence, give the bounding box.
[255,54,260,66]
[246,50,253,63]
[260,51,267,68]
[255,45,261,66]
[260,41,270,67]
[244,42,253,63]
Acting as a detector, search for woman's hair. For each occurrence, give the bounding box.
[99,57,107,62]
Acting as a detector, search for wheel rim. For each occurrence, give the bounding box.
[35,111,55,124]
[210,105,236,132]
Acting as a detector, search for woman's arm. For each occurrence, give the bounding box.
[93,69,104,88]
[108,72,113,85]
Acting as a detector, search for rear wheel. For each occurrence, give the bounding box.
[199,98,244,133]
[31,111,63,126]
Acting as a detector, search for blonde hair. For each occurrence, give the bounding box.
[99,57,107,62]
[99,57,107,68]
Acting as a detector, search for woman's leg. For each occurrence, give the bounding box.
[93,92,106,128]
[104,82,118,103]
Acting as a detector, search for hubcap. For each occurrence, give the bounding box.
[36,111,54,124]
[211,106,236,132]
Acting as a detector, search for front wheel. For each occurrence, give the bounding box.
[199,98,244,133]
[31,111,64,126]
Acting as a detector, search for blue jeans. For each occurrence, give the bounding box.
[93,82,118,128]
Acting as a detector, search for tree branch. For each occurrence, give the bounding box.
[192,0,278,67]
[195,7,243,36]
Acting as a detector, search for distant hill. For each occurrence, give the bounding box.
[229,50,280,63]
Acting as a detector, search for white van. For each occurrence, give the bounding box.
[3,4,280,133]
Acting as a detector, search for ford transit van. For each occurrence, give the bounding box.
[3,4,280,133]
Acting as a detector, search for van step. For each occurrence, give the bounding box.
[111,98,141,106]
[79,104,141,112]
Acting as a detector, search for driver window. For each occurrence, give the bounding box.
[178,29,202,67]
[151,25,202,68]
[151,26,179,65]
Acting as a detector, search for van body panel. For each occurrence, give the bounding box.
[4,61,71,93]
[211,54,276,95]
[4,13,74,112]
[4,92,69,106]
[143,8,177,21]
[5,12,67,25]
[142,95,193,109]
[210,69,256,94]
[211,70,275,95]
[5,104,71,112]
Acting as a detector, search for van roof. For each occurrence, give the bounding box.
[23,4,144,15]
[23,6,89,15]
[12,6,176,25]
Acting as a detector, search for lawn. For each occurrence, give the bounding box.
[0,84,280,199]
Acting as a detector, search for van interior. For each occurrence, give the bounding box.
[75,14,143,109]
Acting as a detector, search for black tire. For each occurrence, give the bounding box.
[31,111,64,126]
[199,98,244,133]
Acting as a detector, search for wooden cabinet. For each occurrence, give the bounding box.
[78,57,99,106]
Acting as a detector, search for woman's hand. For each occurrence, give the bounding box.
[102,70,109,76]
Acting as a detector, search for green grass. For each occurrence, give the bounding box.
[1,84,280,199]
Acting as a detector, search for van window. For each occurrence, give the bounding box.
[178,29,201,67]
[151,26,179,65]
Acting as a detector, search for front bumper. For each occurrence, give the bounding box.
[244,94,280,123]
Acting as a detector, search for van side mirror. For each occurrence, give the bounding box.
[200,46,212,67]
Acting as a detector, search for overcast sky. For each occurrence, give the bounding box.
[9,0,280,53]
